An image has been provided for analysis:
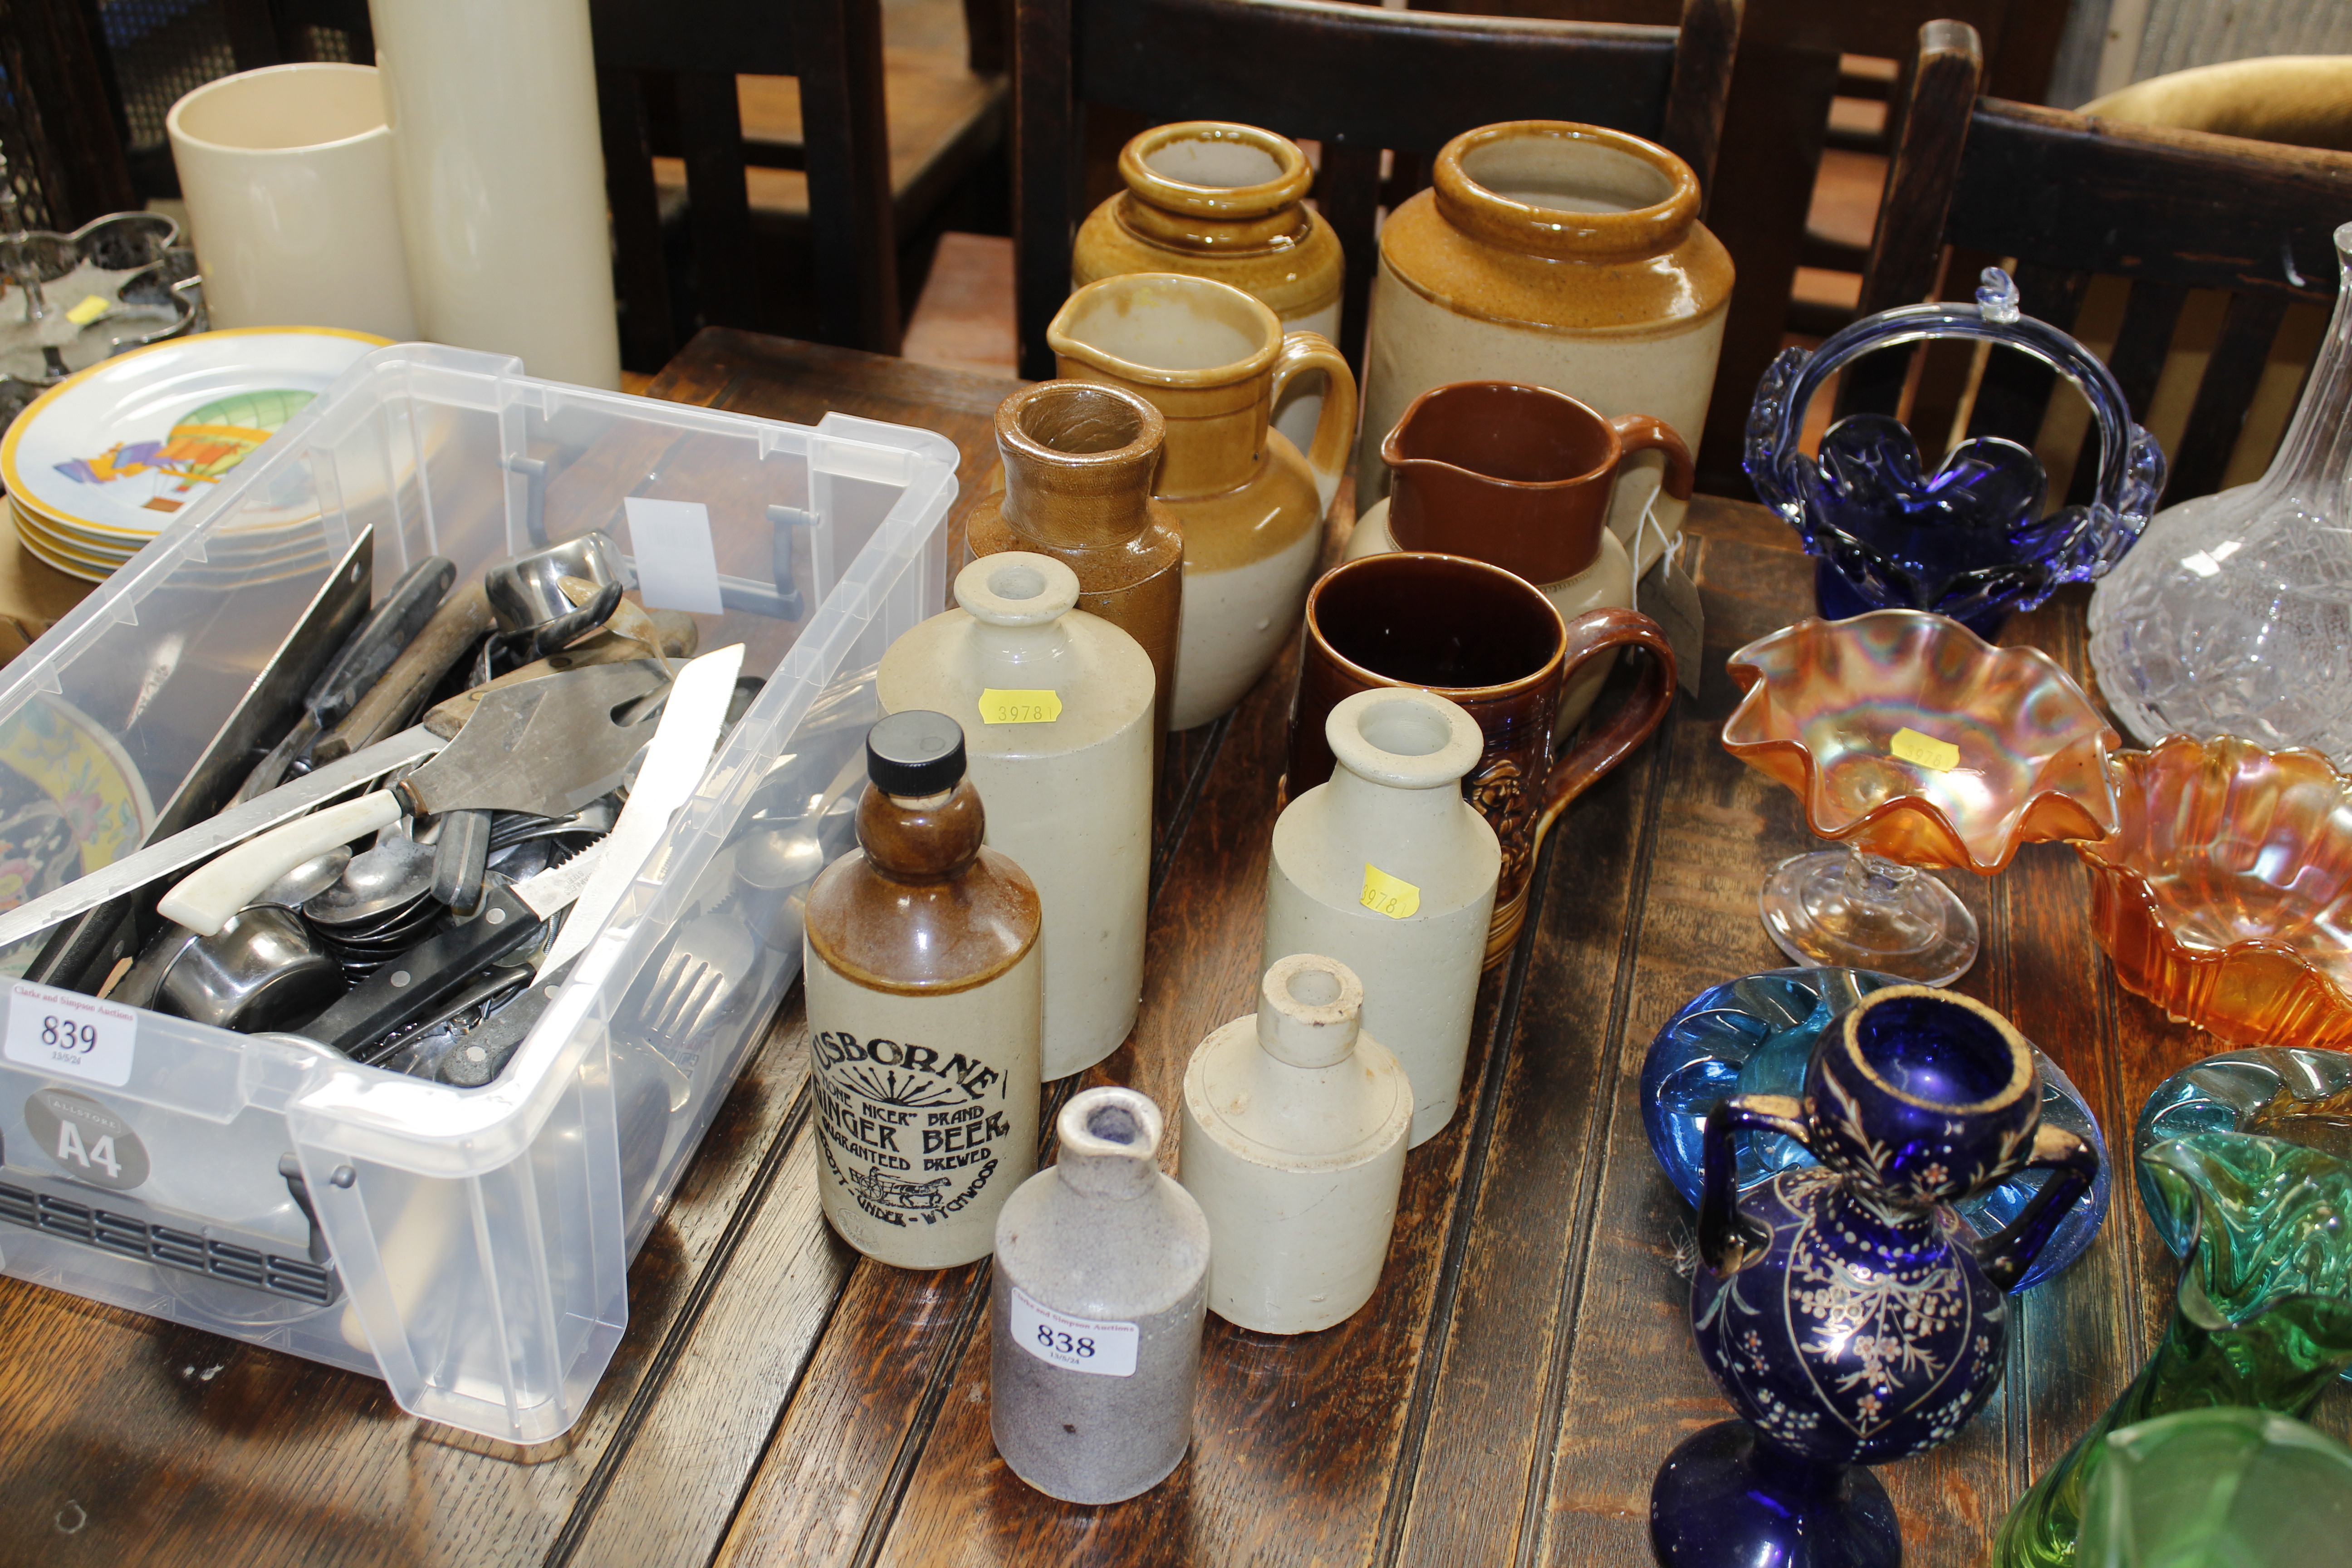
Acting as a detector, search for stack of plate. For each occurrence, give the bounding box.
[0,326,387,583]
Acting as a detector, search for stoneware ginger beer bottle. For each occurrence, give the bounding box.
[991,1086,1210,1504]
[1264,687,1499,1146]
[1180,954,1411,1333]
[803,711,1042,1269]
[880,552,1155,1079]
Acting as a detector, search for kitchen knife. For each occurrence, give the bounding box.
[159,658,671,935]
[230,554,457,806]
[310,580,497,762]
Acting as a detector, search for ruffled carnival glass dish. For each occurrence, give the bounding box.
[1748,269,2164,637]
[2077,735,2352,1048]
[1639,966,2111,1289]
[1724,610,2122,984]
[2090,222,2352,764]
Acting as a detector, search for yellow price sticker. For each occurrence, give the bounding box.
[1359,862,1421,920]
[978,688,1063,725]
[1890,726,1961,772]
[65,294,110,326]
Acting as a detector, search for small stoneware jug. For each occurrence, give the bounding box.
[965,380,1185,765]
[802,712,1042,1270]
[1291,552,1675,963]
[1651,985,2100,1568]
[1347,380,1695,729]
[1357,121,1732,573]
[1264,687,1499,1143]
[992,1086,1211,1505]
[1073,120,1343,456]
[879,552,1156,1079]
[1181,954,1412,1333]
[1049,272,1357,730]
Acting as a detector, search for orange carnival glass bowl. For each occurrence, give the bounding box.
[1724,610,2121,872]
[2077,734,2352,1048]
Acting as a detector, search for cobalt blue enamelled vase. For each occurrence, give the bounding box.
[1650,985,2100,1568]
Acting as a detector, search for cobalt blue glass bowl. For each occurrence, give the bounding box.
[1639,965,2111,1290]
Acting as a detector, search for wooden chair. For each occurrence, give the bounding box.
[1011,0,1742,381]
[1844,20,2352,508]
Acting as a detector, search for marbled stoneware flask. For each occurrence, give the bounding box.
[803,711,1042,1269]
[965,380,1185,764]
[1072,119,1344,456]
[880,552,1156,1079]
[1356,121,1731,574]
[1180,954,1411,1333]
[992,1086,1211,1504]
[1264,687,1500,1145]
[1049,272,1356,729]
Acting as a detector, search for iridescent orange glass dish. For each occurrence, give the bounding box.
[2077,735,2352,1048]
[1723,611,2121,872]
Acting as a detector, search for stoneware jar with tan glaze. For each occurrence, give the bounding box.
[1049,273,1357,730]
[1181,954,1411,1333]
[879,554,1154,1080]
[1356,121,1732,573]
[1264,688,1499,1145]
[991,1086,1210,1504]
[803,712,1041,1269]
[965,381,1184,760]
[1347,380,1695,730]
[1073,121,1344,455]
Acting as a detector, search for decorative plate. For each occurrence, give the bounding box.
[1639,965,2111,1290]
[0,326,383,539]
[0,692,156,973]
[1723,608,2122,872]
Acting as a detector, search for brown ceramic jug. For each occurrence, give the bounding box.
[1347,381,1695,728]
[1288,552,1676,963]
[965,381,1185,756]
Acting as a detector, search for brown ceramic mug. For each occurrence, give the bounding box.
[1383,381,1695,583]
[1289,552,1676,963]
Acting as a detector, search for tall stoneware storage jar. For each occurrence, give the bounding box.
[1354,121,1731,575]
[1073,121,1344,456]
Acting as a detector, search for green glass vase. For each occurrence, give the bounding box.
[1994,1131,2352,1567]
[2078,1407,2352,1567]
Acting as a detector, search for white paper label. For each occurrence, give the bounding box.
[1009,1284,1138,1377]
[6,982,138,1088]
[623,496,725,614]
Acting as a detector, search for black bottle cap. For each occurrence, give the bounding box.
[866,710,966,797]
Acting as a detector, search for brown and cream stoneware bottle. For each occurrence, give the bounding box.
[1355,120,1732,575]
[803,710,1042,1269]
[1072,120,1344,455]
[966,381,1184,760]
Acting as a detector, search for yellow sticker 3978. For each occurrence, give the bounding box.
[1359,862,1421,920]
[978,689,1063,725]
[1890,726,1961,772]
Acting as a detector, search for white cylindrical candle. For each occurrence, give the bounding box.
[166,64,419,339]
[369,0,621,388]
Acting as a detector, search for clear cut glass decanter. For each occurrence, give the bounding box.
[2090,222,2352,762]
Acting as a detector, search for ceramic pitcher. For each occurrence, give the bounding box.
[1073,120,1344,455]
[1346,380,1695,729]
[1357,121,1732,574]
[1049,273,1356,730]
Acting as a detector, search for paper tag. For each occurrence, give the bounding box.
[1009,1285,1138,1377]
[1637,553,1705,697]
[622,496,725,614]
[5,981,138,1088]
[1891,726,1961,772]
[1359,862,1421,919]
[65,294,111,325]
[978,688,1063,725]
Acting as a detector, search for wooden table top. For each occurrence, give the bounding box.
[0,327,2340,1568]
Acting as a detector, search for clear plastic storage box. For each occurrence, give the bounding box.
[0,343,957,1441]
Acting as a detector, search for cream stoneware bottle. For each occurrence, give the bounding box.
[1264,687,1500,1145]
[991,1086,1210,1504]
[1180,954,1411,1334]
[1049,272,1356,730]
[879,552,1155,1079]
[803,711,1042,1269]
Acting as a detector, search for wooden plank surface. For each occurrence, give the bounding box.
[3,327,2343,1568]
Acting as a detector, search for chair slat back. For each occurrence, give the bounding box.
[1015,0,1739,378]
